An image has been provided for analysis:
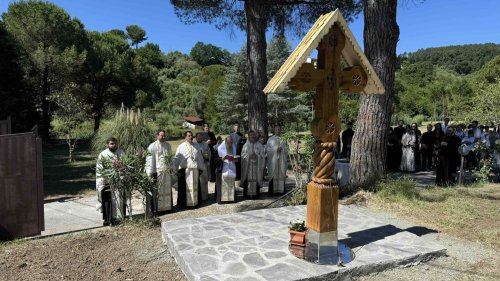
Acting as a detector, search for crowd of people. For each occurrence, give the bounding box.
[387,118,500,186]
[95,123,288,225]
[95,118,500,225]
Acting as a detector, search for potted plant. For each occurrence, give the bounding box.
[288,219,307,246]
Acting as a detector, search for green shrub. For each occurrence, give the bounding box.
[472,158,492,183]
[92,106,155,154]
[375,177,422,201]
[411,114,426,125]
[51,117,93,140]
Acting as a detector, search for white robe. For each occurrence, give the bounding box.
[145,140,173,211]
[193,141,211,201]
[240,141,265,196]
[175,142,205,206]
[96,148,126,219]
[266,135,288,193]
[217,141,237,202]
[400,133,416,172]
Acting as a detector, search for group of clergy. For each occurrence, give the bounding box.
[95,123,288,225]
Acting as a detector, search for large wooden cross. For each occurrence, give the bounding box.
[264,9,384,246]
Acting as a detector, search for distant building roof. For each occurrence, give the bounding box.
[181,116,204,123]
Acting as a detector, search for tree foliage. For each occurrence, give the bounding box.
[217,48,249,131]
[467,55,500,124]
[171,0,362,137]
[126,24,147,48]
[2,1,87,139]
[189,41,231,67]
[49,83,93,162]
[0,20,35,133]
[171,0,361,34]
[399,43,500,75]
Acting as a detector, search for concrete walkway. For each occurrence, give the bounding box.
[41,193,145,237]
[42,195,103,236]
[39,177,293,237]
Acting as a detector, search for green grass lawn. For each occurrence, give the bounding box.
[370,179,500,250]
[43,140,97,198]
[42,137,188,198]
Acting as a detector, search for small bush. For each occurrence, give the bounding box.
[375,177,421,201]
[472,158,492,183]
[411,114,426,125]
[92,106,155,153]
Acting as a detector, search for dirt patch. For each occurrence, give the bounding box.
[340,190,373,206]
[0,226,185,281]
[0,198,274,281]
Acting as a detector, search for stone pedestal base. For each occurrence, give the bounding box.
[304,229,354,265]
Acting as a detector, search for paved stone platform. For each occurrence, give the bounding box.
[161,205,446,281]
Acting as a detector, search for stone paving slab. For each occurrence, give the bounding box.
[162,205,446,281]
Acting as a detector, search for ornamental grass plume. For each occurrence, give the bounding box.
[92,105,155,154]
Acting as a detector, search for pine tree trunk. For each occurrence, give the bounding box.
[245,0,268,138]
[349,0,399,188]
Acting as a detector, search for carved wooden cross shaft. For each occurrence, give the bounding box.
[289,24,367,233]
[263,10,383,237]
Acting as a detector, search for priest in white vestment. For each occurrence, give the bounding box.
[266,125,288,196]
[175,131,205,207]
[240,131,265,199]
[96,137,126,225]
[400,128,416,172]
[145,130,174,215]
[193,132,211,201]
[217,136,238,203]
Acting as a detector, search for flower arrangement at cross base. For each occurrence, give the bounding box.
[288,219,307,247]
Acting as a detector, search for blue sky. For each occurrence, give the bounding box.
[1,0,499,55]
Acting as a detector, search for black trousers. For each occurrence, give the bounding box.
[177,169,202,208]
[146,173,158,216]
[102,187,112,224]
[421,149,433,170]
[268,179,285,197]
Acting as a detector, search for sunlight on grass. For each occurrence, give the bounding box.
[43,137,189,198]
[43,141,96,197]
[371,179,500,249]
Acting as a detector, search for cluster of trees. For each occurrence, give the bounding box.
[0,0,331,141]
[335,44,500,126]
[394,44,500,124]
[399,43,500,75]
[1,1,160,139]
[0,0,402,188]
[0,1,234,140]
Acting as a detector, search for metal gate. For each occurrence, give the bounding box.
[0,128,44,240]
